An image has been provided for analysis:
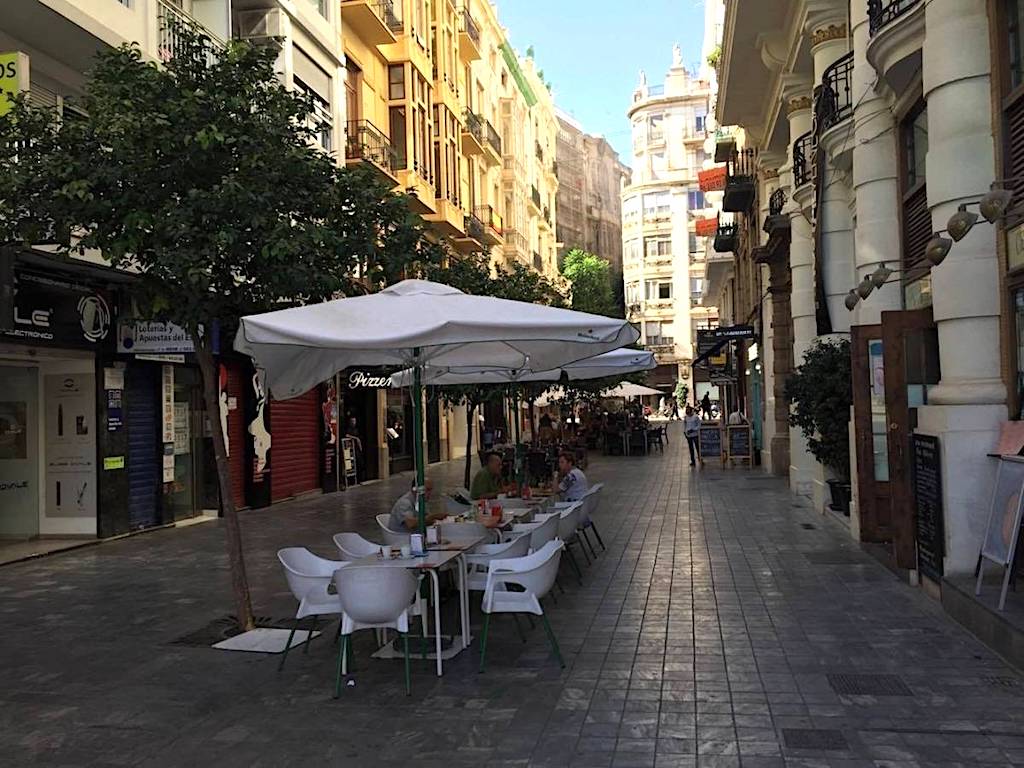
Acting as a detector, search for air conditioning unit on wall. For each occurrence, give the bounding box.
[236,8,287,41]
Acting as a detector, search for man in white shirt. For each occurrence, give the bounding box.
[683,406,702,466]
[557,451,589,501]
[388,478,446,530]
[727,408,747,426]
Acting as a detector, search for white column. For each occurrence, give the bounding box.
[783,78,817,497]
[917,0,1007,574]
[850,0,901,325]
[758,152,785,477]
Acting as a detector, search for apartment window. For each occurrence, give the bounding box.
[695,110,707,135]
[645,238,671,258]
[646,280,672,300]
[643,191,670,219]
[625,282,641,304]
[294,77,332,152]
[644,321,662,338]
[687,189,705,211]
[388,65,406,100]
[390,105,408,169]
[648,114,664,142]
[688,232,699,253]
[346,61,362,124]
[623,239,641,263]
[690,277,703,296]
[623,196,640,223]
[903,103,928,190]
[1010,0,1024,88]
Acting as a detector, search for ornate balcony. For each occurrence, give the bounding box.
[713,219,737,253]
[529,185,542,214]
[344,120,398,182]
[453,212,486,253]
[763,188,790,236]
[461,110,484,156]
[474,205,503,245]
[157,0,224,65]
[340,0,400,46]
[792,131,816,189]
[482,119,502,166]
[458,8,482,61]
[816,52,853,133]
[722,147,757,212]
[868,0,922,36]
[503,228,529,257]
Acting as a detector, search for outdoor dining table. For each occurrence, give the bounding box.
[347,534,486,676]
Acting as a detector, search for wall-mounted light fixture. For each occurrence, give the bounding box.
[844,263,903,311]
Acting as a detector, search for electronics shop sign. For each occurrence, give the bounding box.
[3,270,114,349]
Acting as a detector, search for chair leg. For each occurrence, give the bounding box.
[402,632,411,696]
[478,613,491,673]
[334,634,348,698]
[511,613,527,643]
[580,528,598,560]
[333,618,343,645]
[565,548,584,586]
[304,615,317,655]
[575,537,592,565]
[539,613,565,668]
[589,521,607,552]
[278,619,299,672]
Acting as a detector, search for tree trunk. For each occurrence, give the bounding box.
[194,339,255,631]
[528,399,536,442]
[464,401,476,488]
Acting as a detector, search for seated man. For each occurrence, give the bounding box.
[557,451,589,501]
[388,478,446,531]
[471,451,509,500]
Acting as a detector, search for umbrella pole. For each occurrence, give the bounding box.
[413,350,427,534]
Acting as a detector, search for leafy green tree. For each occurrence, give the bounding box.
[0,27,431,629]
[674,380,690,409]
[561,249,618,317]
[784,339,852,481]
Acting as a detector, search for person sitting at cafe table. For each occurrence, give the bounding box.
[388,478,447,530]
[471,451,512,500]
[557,451,589,501]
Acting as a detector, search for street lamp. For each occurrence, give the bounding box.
[946,204,979,242]
[844,290,859,311]
[869,263,893,289]
[980,187,1015,222]
[925,234,953,266]
[855,274,874,299]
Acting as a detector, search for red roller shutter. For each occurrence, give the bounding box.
[270,389,320,502]
[222,363,246,508]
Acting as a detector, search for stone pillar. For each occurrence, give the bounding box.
[783,77,817,496]
[917,0,1006,574]
[850,0,901,325]
[758,152,786,477]
[808,13,856,335]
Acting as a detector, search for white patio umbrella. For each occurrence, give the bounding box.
[234,280,639,529]
[602,382,664,398]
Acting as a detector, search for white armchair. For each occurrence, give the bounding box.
[277,547,346,672]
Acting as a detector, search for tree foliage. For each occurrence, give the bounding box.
[783,339,852,480]
[560,248,619,318]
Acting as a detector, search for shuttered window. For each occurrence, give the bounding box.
[900,101,931,290]
[269,389,321,502]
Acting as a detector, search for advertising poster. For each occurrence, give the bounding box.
[44,374,96,520]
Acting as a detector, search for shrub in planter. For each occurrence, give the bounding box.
[784,338,852,510]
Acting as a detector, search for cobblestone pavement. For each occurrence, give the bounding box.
[3,423,1024,767]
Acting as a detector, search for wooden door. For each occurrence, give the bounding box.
[881,307,937,568]
[852,324,894,544]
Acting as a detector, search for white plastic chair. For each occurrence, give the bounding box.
[577,483,606,556]
[555,503,588,584]
[277,547,346,672]
[376,514,412,547]
[478,540,566,671]
[504,512,559,552]
[463,534,532,592]
[333,565,419,696]
[333,532,381,561]
[440,520,499,547]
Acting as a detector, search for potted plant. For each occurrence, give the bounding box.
[783,338,853,514]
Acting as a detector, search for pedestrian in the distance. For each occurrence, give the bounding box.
[700,392,713,420]
[683,406,702,467]
[670,398,680,420]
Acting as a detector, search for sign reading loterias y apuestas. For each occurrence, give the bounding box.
[0,53,29,118]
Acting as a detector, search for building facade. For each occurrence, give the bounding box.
[622,48,716,396]
[555,110,630,275]
[711,0,1024,600]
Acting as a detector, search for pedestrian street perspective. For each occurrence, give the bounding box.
[7,0,1024,765]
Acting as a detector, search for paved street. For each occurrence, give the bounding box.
[3,422,1024,767]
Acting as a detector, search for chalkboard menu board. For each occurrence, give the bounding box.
[912,433,944,581]
[698,425,722,462]
[728,426,752,459]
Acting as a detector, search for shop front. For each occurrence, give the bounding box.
[339,368,388,482]
[386,386,415,475]
[0,251,124,543]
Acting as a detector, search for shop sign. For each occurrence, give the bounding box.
[0,52,28,118]
[747,343,759,362]
[103,456,125,471]
[161,365,175,444]
[118,321,196,354]
[347,370,394,388]
[4,271,114,349]
[106,389,123,431]
[1008,222,1024,272]
[136,353,186,364]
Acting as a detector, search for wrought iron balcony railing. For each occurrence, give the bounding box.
[157,0,223,65]
[722,147,757,212]
[503,228,528,254]
[463,109,483,142]
[532,251,543,271]
[868,0,921,36]
[768,188,787,217]
[531,185,542,209]
[484,119,502,154]
[345,120,397,172]
[463,212,485,242]
[816,52,854,133]
[475,205,503,234]
[460,7,481,45]
[793,131,816,188]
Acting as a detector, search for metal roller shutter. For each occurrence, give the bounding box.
[270,389,320,501]
[126,365,160,529]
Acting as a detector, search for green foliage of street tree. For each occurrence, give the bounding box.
[0,26,437,630]
[784,338,852,481]
[674,380,690,409]
[560,248,619,318]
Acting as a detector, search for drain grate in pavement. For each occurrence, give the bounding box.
[800,523,817,530]
[827,673,912,696]
[983,676,1024,692]
[782,728,848,751]
[170,615,330,647]
[804,549,865,565]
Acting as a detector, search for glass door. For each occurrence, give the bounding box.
[0,366,39,538]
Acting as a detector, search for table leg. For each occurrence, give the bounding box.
[429,569,442,677]
[457,554,470,648]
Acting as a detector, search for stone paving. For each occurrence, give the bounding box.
[3,423,1024,767]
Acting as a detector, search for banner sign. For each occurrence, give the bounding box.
[118,321,196,354]
[0,52,28,118]
[695,216,719,237]
[698,166,727,193]
[3,270,114,349]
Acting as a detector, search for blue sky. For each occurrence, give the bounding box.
[496,0,707,163]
